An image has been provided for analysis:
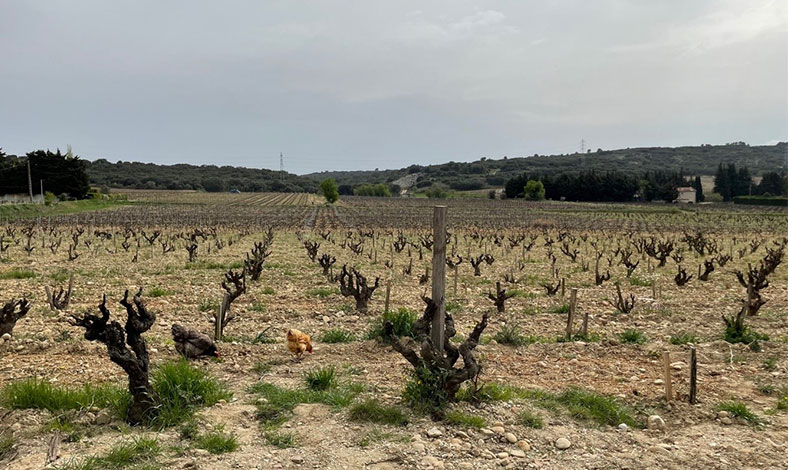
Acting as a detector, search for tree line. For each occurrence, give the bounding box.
[713,163,787,201]
[504,170,689,202]
[0,148,90,199]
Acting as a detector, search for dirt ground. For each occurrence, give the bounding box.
[1,200,787,470]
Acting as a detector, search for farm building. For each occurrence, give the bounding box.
[676,187,696,203]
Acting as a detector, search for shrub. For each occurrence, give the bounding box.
[320,329,356,343]
[366,308,418,340]
[349,399,408,425]
[724,324,768,345]
[619,329,647,344]
[304,366,337,391]
[402,367,449,415]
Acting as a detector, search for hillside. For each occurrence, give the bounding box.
[86,159,318,193]
[304,142,786,192]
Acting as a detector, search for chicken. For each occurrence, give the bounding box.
[286,328,313,360]
[171,324,219,359]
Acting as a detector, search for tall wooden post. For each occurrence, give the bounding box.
[689,347,697,404]
[384,279,391,314]
[431,206,447,356]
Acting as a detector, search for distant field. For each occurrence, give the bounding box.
[115,189,321,206]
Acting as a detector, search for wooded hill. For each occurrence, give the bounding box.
[304,142,786,193]
[86,159,318,193]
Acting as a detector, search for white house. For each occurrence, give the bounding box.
[676,187,696,204]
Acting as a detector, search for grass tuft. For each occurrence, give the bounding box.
[306,287,339,298]
[366,308,418,340]
[320,329,356,343]
[150,360,232,428]
[444,410,486,428]
[716,401,761,425]
[670,331,698,345]
[193,427,239,454]
[618,329,647,344]
[493,322,540,346]
[349,399,408,426]
[0,268,36,280]
[56,437,160,470]
[304,366,337,391]
[0,379,128,417]
[518,409,544,428]
[146,286,174,297]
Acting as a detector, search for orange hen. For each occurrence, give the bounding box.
[286,329,313,360]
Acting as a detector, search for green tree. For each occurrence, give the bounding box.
[320,178,339,203]
[713,162,731,201]
[523,180,545,201]
[757,171,788,196]
[692,176,705,202]
[354,183,391,197]
[425,185,448,198]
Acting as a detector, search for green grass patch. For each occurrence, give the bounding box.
[777,387,788,411]
[493,322,541,346]
[0,199,129,221]
[518,409,544,428]
[670,331,698,345]
[348,399,408,426]
[456,382,518,403]
[0,268,36,279]
[445,300,463,313]
[193,427,239,455]
[402,367,450,414]
[550,303,570,314]
[149,360,232,428]
[146,286,174,297]
[261,287,276,295]
[250,301,266,312]
[724,325,769,345]
[358,428,410,448]
[366,308,418,340]
[0,433,15,460]
[510,289,537,299]
[264,430,296,448]
[304,366,337,391]
[619,329,647,344]
[306,287,339,298]
[0,379,128,416]
[628,276,652,287]
[444,410,487,429]
[250,381,362,429]
[42,416,90,443]
[716,401,761,425]
[198,298,219,313]
[320,328,356,343]
[56,437,160,470]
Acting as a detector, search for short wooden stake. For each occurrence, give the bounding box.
[689,347,697,404]
[561,277,566,298]
[384,279,391,314]
[663,351,672,401]
[566,288,577,340]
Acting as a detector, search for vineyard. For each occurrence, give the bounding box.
[0,194,786,470]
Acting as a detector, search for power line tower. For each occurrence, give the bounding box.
[580,139,585,154]
[279,152,284,180]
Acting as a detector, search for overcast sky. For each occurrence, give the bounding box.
[1,1,786,174]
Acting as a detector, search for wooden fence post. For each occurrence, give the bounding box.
[431,206,447,356]
[663,351,672,401]
[566,288,577,340]
[689,347,697,404]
